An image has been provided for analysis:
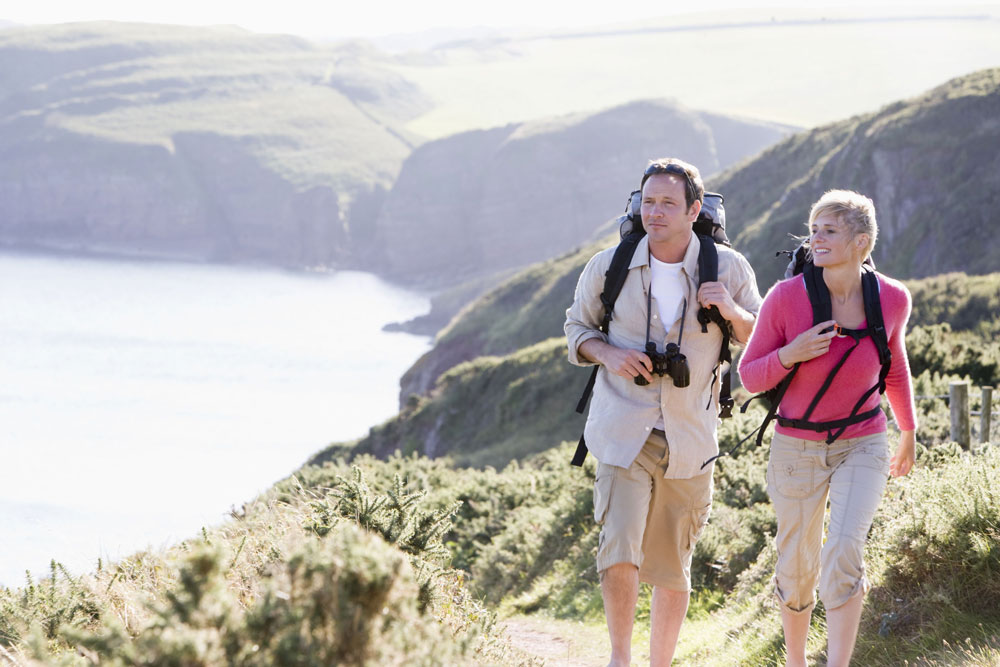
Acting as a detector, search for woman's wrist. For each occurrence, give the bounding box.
[777,346,794,369]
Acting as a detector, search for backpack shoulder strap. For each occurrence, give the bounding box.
[776,265,894,444]
[862,269,891,369]
[802,261,831,325]
[695,234,735,418]
[696,233,718,284]
[599,233,644,334]
[571,234,644,467]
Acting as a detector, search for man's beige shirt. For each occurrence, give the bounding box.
[565,233,763,478]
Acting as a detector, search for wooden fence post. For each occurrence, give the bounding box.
[982,386,994,444]
[950,381,970,450]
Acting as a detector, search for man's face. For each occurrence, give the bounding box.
[640,173,700,247]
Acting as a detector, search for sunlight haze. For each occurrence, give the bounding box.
[5,0,998,40]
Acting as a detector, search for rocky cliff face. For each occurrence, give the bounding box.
[375,100,794,287]
[718,67,1000,290]
[0,22,423,267]
[0,130,351,265]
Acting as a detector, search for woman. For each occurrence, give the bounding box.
[738,190,917,667]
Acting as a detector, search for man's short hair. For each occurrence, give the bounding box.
[808,189,878,259]
[640,158,705,210]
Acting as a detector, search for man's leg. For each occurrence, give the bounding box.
[650,586,689,667]
[594,438,661,667]
[602,563,640,667]
[640,437,712,666]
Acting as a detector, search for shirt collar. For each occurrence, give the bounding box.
[680,232,700,277]
[629,232,699,274]
[628,234,651,270]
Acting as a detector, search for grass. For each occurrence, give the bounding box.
[0,467,525,666]
[4,390,1000,664]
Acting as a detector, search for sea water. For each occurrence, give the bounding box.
[0,252,431,587]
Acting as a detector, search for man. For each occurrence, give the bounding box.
[564,158,762,665]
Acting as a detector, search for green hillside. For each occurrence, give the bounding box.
[719,67,1000,290]
[7,401,1000,665]
[0,22,424,187]
[0,22,424,266]
[396,68,1000,401]
[316,269,1000,471]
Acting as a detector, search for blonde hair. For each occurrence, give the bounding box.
[808,189,878,259]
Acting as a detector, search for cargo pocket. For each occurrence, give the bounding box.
[593,465,617,524]
[687,502,712,550]
[768,440,817,500]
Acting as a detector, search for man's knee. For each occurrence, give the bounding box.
[600,561,639,584]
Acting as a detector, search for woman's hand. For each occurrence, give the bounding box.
[890,430,916,477]
[777,320,838,368]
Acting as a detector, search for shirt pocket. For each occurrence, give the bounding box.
[593,464,617,524]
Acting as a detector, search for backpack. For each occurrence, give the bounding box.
[713,247,892,468]
[570,190,733,467]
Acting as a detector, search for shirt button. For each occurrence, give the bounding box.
[645,426,651,430]
[653,315,658,319]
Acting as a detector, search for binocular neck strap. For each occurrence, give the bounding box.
[676,297,688,348]
[645,285,653,348]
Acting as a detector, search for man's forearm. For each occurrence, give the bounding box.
[578,338,613,365]
[728,305,757,345]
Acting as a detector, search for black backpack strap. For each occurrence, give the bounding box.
[728,261,840,464]
[574,233,643,416]
[572,233,644,466]
[695,235,734,418]
[803,262,831,325]
[815,268,891,442]
[776,265,893,444]
[706,361,799,469]
[862,269,891,373]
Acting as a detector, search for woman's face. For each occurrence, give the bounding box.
[809,214,867,268]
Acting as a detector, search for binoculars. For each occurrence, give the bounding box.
[634,341,690,388]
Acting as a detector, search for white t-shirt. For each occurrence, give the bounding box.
[649,254,685,338]
[649,253,686,431]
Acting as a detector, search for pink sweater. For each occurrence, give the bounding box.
[738,272,918,440]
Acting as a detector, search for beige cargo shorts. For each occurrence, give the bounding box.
[593,429,713,591]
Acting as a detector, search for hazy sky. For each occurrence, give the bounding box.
[4,0,995,40]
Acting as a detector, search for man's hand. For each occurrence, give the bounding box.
[697,281,739,321]
[578,339,653,383]
[890,430,916,477]
[777,320,838,368]
[697,281,757,344]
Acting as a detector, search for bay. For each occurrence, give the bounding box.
[0,252,431,587]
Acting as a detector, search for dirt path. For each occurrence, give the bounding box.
[501,617,607,666]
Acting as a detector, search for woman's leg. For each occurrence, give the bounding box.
[825,589,864,667]
[820,433,890,666]
[780,605,813,667]
[767,434,831,667]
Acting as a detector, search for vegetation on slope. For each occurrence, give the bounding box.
[0,467,524,666]
[8,386,998,664]
[717,67,1000,290]
[0,22,425,188]
[344,270,1000,470]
